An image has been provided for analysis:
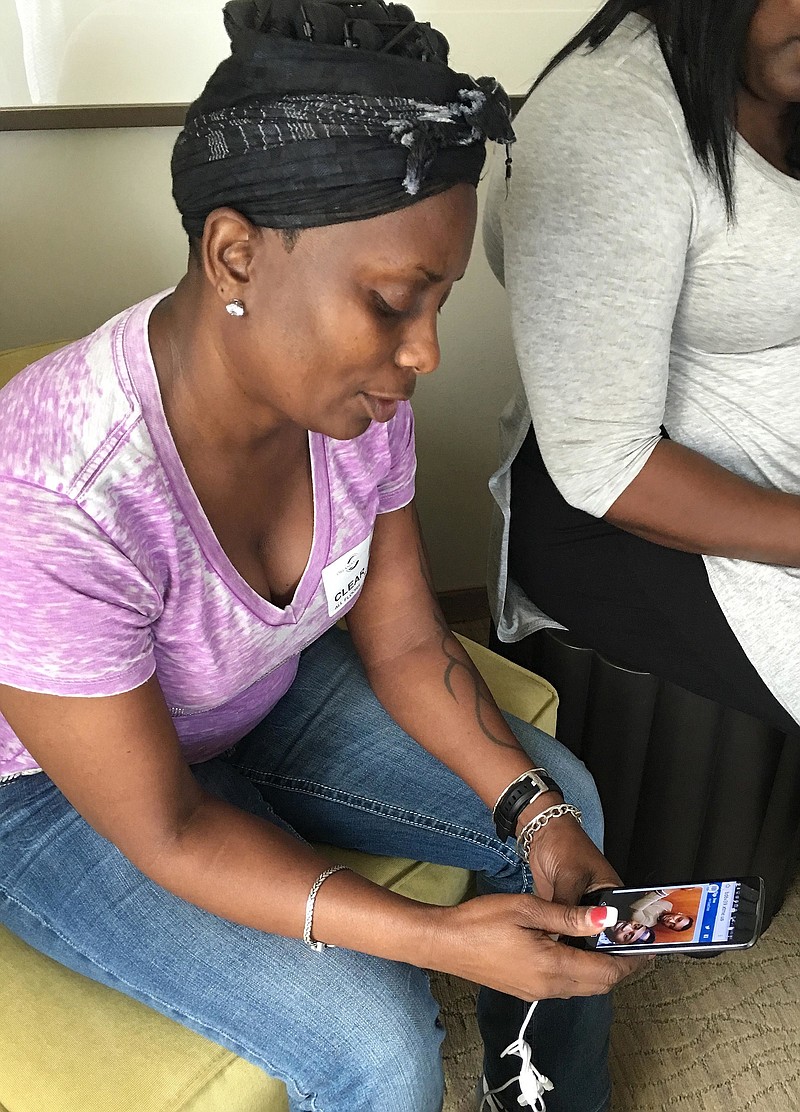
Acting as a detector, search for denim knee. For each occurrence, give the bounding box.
[555,749,604,851]
[505,714,605,851]
[302,965,444,1112]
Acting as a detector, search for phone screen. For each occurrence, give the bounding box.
[590,878,763,953]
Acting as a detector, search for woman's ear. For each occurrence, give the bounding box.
[199,207,259,309]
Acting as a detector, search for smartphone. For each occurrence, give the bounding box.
[579,877,765,955]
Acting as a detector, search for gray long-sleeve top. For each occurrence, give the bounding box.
[484,13,800,724]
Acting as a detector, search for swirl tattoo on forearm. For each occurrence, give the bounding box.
[413,510,517,750]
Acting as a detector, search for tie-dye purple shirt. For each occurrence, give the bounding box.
[0,294,416,780]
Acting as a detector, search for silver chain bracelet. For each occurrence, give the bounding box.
[516,804,583,864]
[303,864,348,952]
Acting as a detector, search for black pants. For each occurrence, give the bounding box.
[508,427,797,735]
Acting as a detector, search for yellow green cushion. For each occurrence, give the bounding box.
[0,924,273,1112]
[0,341,71,387]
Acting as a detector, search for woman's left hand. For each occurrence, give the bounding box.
[526,813,622,906]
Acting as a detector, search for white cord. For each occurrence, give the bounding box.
[480,1001,554,1110]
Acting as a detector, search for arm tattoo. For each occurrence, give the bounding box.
[412,509,517,750]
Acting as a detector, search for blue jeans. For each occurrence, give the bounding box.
[0,628,611,1112]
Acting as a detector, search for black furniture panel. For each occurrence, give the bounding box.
[493,627,800,929]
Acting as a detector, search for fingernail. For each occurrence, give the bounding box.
[589,905,618,930]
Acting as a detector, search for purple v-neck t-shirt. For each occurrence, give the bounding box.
[0,294,416,780]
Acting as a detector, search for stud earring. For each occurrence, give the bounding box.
[225,298,246,317]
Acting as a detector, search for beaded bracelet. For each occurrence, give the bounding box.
[516,804,583,864]
[303,864,348,951]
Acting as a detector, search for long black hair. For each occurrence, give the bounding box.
[527,0,800,218]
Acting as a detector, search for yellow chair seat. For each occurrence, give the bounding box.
[0,341,72,379]
[0,342,559,1111]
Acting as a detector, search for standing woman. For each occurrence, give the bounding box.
[485,1,800,732]
[0,3,639,1111]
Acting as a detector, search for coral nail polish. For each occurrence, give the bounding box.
[589,905,619,930]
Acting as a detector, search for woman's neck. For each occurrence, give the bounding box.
[737,85,798,177]
[148,277,300,459]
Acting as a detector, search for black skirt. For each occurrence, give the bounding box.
[507,425,797,734]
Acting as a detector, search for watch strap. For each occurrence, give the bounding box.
[493,769,561,842]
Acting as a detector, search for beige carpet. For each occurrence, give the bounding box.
[435,871,800,1112]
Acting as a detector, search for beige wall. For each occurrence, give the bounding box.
[1,2,597,591]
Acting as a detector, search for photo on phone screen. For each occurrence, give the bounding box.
[589,878,764,954]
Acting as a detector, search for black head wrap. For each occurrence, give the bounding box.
[171,0,515,238]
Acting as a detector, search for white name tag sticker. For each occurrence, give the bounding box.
[322,532,373,617]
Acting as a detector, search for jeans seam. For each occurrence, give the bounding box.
[0,886,314,1106]
[236,766,529,881]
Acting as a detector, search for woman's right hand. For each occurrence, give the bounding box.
[425,892,644,1001]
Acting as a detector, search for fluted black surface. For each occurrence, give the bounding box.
[492,627,800,929]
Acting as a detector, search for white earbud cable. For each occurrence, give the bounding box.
[480,1000,554,1110]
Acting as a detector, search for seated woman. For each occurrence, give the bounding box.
[0,3,639,1111]
[484,0,800,733]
